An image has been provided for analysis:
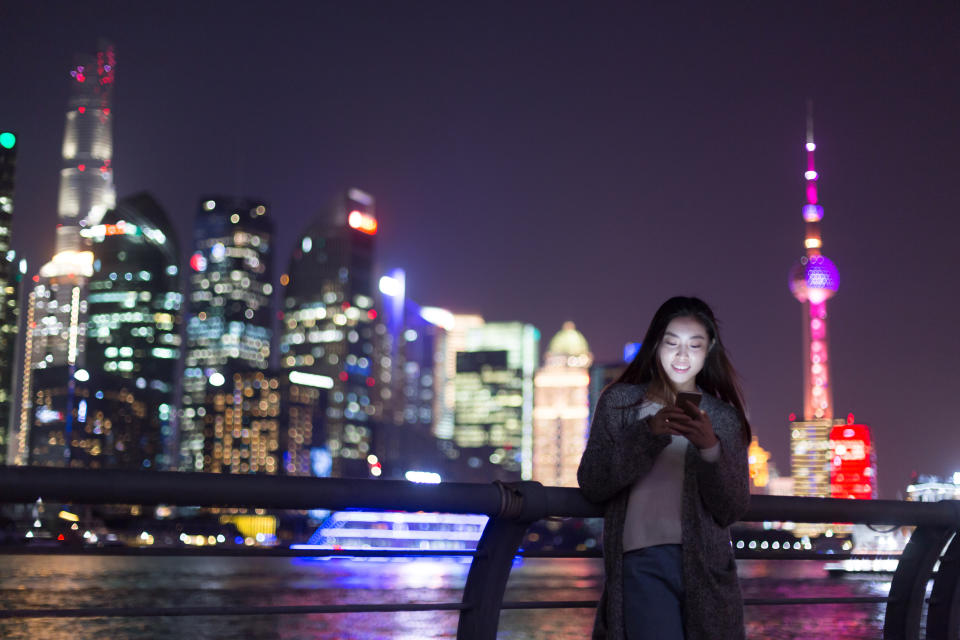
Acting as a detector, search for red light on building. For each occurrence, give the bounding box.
[189,252,207,272]
[347,210,378,235]
[829,424,877,500]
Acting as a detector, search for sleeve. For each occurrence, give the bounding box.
[692,405,750,527]
[577,386,672,504]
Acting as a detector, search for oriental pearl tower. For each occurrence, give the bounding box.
[788,106,842,502]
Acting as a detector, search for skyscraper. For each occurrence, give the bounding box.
[453,322,539,481]
[22,195,180,470]
[532,322,592,487]
[83,193,181,467]
[0,130,23,463]
[56,41,117,251]
[788,108,844,501]
[180,196,274,472]
[17,41,117,466]
[375,270,450,479]
[279,188,379,478]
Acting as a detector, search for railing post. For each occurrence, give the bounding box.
[884,525,952,640]
[925,502,960,640]
[457,481,546,640]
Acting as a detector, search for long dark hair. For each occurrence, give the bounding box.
[613,296,751,442]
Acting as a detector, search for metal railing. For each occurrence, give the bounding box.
[1,465,959,639]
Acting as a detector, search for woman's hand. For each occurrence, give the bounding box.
[658,401,719,449]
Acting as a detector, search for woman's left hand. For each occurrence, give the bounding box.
[663,402,719,450]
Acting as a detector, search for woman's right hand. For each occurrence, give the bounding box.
[650,406,682,435]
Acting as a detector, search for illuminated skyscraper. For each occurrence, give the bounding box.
[453,322,539,481]
[180,196,273,472]
[279,188,379,478]
[22,194,180,469]
[56,41,116,251]
[197,370,281,475]
[532,322,592,487]
[17,42,117,466]
[788,108,844,500]
[0,130,24,463]
[375,269,451,479]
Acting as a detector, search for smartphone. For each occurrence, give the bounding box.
[676,392,702,418]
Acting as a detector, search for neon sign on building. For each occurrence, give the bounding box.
[829,423,877,500]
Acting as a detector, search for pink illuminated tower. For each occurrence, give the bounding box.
[788,106,842,502]
[789,108,840,422]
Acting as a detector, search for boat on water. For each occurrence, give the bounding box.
[291,510,489,553]
[824,523,909,575]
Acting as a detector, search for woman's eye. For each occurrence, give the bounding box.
[690,344,703,350]
[665,341,678,347]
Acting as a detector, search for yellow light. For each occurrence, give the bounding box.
[805,237,822,249]
[58,510,80,522]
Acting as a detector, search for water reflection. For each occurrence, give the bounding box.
[0,556,890,639]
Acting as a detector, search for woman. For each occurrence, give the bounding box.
[577,296,751,640]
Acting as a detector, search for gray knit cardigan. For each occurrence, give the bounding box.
[577,382,750,640]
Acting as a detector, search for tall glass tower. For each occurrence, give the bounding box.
[83,193,181,468]
[17,41,117,466]
[180,196,274,472]
[788,108,843,502]
[280,188,379,478]
[57,41,116,250]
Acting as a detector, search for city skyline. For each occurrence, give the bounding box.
[2,2,959,497]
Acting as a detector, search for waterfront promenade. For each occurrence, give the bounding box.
[1,466,959,639]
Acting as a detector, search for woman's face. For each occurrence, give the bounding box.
[657,315,709,393]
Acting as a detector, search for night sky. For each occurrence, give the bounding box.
[3,2,959,498]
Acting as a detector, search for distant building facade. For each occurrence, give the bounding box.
[17,41,118,466]
[453,322,538,481]
[180,196,274,472]
[0,130,23,463]
[532,322,592,487]
[375,269,450,479]
[279,188,379,478]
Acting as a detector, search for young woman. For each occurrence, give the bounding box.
[577,296,751,640]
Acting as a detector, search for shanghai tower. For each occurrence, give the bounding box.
[15,41,117,465]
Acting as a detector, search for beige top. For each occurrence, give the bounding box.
[623,401,720,551]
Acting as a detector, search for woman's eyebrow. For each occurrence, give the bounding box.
[664,331,707,340]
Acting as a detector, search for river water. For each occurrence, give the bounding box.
[0,555,890,639]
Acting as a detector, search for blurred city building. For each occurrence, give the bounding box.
[375,269,450,480]
[278,188,379,478]
[180,196,274,472]
[198,370,281,474]
[748,436,771,492]
[0,129,25,463]
[829,419,877,499]
[25,194,180,469]
[532,322,592,487]
[435,313,484,469]
[16,41,118,466]
[906,473,960,502]
[452,321,539,481]
[587,342,637,423]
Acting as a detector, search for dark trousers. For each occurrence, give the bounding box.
[622,544,685,640]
